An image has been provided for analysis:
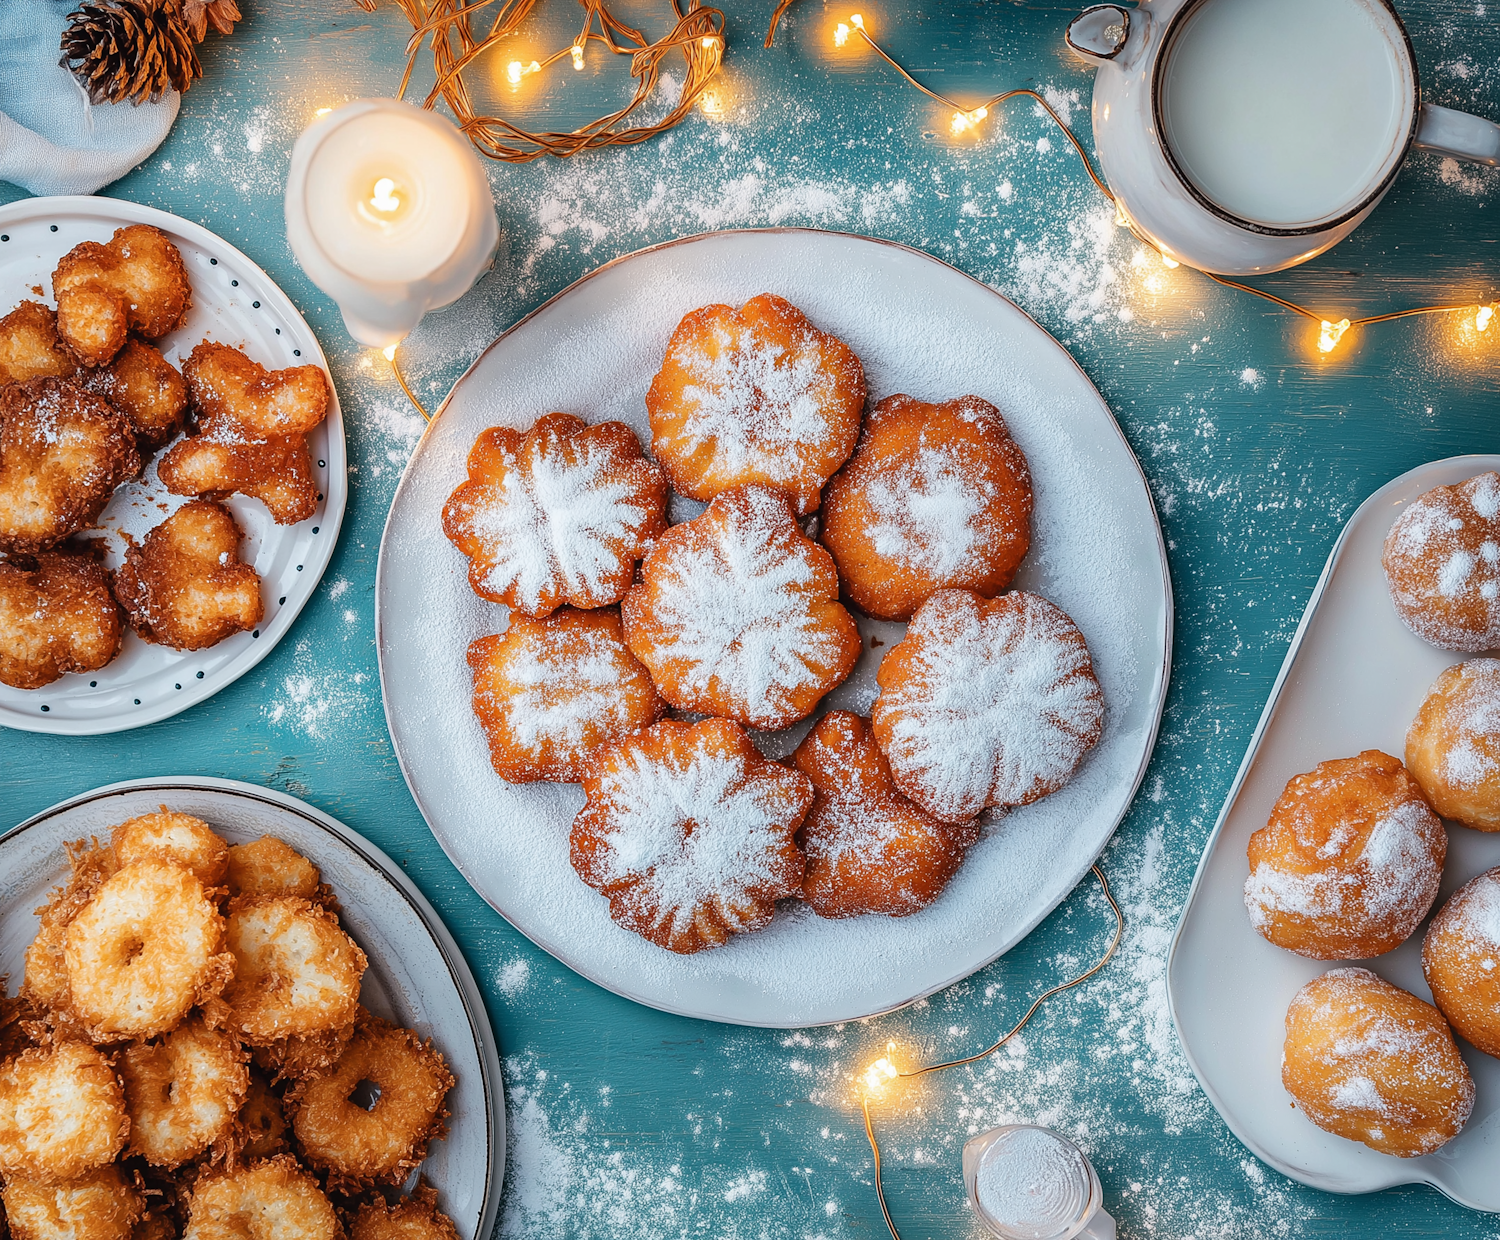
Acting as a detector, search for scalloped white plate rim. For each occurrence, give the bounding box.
[2,775,505,1236]
[1167,454,1500,1212]
[375,227,1174,1028]
[0,195,348,737]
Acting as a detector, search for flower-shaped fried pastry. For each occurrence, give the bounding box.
[52,224,191,366]
[0,302,77,385]
[0,377,140,553]
[0,549,123,689]
[646,294,865,515]
[873,589,1104,822]
[115,500,263,650]
[468,607,665,783]
[821,394,1033,620]
[158,343,329,525]
[570,718,812,953]
[792,711,980,918]
[442,413,667,617]
[622,485,861,731]
[77,338,189,452]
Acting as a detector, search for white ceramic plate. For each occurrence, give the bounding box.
[1168,455,1500,1211]
[0,196,347,736]
[377,228,1172,1027]
[1,777,504,1237]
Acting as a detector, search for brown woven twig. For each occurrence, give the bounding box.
[355,0,725,163]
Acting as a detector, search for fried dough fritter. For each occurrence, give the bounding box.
[52,225,191,366]
[1,1164,143,1240]
[157,344,328,526]
[76,339,189,452]
[350,1182,460,1240]
[121,1017,249,1168]
[0,1041,129,1182]
[185,1156,340,1240]
[225,836,324,904]
[0,378,140,553]
[233,1070,288,1163]
[0,548,124,689]
[0,302,77,385]
[112,810,229,888]
[249,1020,355,1083]
[287,1011,454,1192]
[114,500,263,651]
[20,838,115,1020]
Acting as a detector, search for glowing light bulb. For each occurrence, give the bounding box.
[571,44,584,69]
[863,1057,899,1091]
[382,344,397,361]
[1318,318,1351,353]
[834,23,849,45]
[1161,253,1180,269]
[951,106,988,134]
[369,177,401,214]
[1477,304,1494,332]
[700,90,723,115]
[701,35,719,48]
[951,112,969,134]
[507,60,524,83]
[851,13,864,28]
[315,107,332,118]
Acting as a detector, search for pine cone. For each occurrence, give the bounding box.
[60,0,202,105]
[176,0,240,41]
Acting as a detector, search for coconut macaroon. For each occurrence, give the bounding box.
[120,1016,249,1167]
[0,1041,129,1181]
[112,810,230,888]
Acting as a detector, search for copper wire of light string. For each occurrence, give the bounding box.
[389,352,430,420]
[771,8,1486,346]
[860,863,1124,1240]
[354,0,725,163]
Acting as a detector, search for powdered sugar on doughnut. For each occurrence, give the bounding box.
[1439,869,1500,958]
[874,590,1103,819]
[864,444,998,577]
[1438,660,1500,790]
[494,625,644,752]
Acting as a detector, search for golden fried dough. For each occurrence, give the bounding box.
[226,836,323,903]
[0,378,140,552]
[1,1164,143,1240]
[52,225,191,365]
[0,301,77,384]
[76,338,189,451]
[112,810,229,887]
[115,500,262,650]
[234,1070,288,1162]
[185,1156,340,1240]
[20,839,114,1018]
[0,1041,129,1181]
[350,1182,460,1240]
[121,1017,249,1168]
[158,344,327,525]
[0,549,123,688]
[1423,867,1500,1058]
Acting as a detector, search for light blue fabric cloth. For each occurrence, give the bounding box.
[0,0,178,195]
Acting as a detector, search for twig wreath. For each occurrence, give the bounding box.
[354,0,725,162]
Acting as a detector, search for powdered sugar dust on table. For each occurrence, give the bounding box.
[4,1,1500,1237]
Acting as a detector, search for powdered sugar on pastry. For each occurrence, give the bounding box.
[864,445,997,577]
[872,589,1104,821]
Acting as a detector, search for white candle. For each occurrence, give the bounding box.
[285,100,499,347]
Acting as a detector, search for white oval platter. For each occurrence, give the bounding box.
[376,227,1172,1027]
[0,777,504,1236]
[1168,455,1500,1211]
[0,196,347,736]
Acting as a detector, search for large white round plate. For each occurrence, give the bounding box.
[1,777,504,1236]
[377,228,1172,1027]
[1168,455,1500,1211]
[0,196,347,735]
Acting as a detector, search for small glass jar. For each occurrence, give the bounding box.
[962,1125,1116,1240]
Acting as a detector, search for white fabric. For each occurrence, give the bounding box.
[0,0,179,196]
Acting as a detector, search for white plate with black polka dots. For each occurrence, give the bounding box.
[0,196,347,735]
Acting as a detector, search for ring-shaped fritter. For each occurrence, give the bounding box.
[219,898,366,1044]
[184,1156,340,1240]
[121,1016,249,1167]
[0,1040,129,1182]
[64,860,232,1041]
[287,1012,454,1190]
[350,1183,460,1240]
[112,810,229,888]
[1,1165,143,1240]
[226,836,325,903]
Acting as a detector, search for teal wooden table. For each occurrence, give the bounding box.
[4,1,1500,1235]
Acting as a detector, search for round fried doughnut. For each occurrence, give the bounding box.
[250,1020,356,1082]
[220,898,366,1044]
[622,484,861,731]
[1,1165,143,1240]
[234,1070,288,1162]
[1423,867,1500,1057]
[64,861,232,1040]
[792,711,980,918]
[1283,967,1474,1157]
[872,589,1104,823]
[226,836,324,903]
[350,1183,460,1240]
[441,413,667,617]
[1245,751,1446,960]
[0,549,123,689]
[120,1016,249,1167]
[469,606,664,783]
[184,1156,339,1240]
[112,810,229,887]
[288,1012,454,1190]
[821,394,1033,620]
[646,293,865,515]
[1383,471,1500,651]
[571,717,812,953]
[20,838,114,1016]
[0,1040,128,1181]
[1406,659,1500,831]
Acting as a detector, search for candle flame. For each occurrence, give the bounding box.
[1477,304,1494,332]
[1318,318,1351,354]
[369,177,401,214]
[834,22,849,45]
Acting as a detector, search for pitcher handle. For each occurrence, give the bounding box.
[1066,6,1132,65]
[1414,103,1500,167]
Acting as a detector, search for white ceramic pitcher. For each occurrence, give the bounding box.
[1066,0,1500,274]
